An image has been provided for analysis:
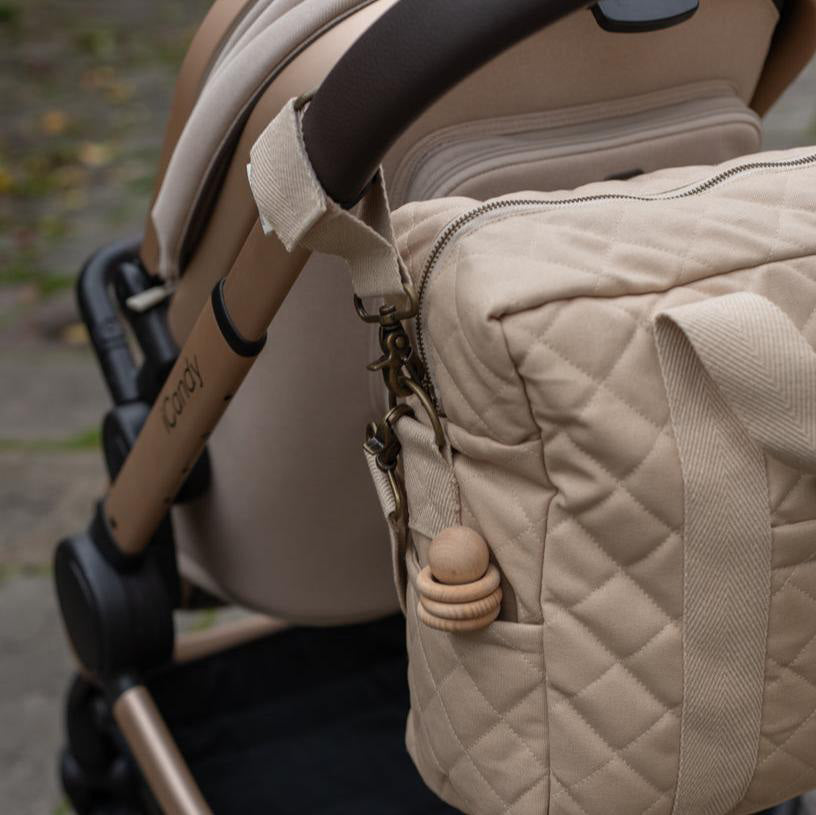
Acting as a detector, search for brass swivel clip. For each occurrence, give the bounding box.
[364,404,414,525]
[365,302,444,449]
[367,306,425,402]
[358,285,445,525]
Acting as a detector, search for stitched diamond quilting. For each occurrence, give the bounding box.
[563,570,675,664]
[405,563,548,815]
[448,435,552,623]
[770,467,816,525]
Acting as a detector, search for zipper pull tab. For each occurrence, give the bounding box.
[125,280,176,313]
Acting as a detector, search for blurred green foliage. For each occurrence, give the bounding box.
[0,426,101,452]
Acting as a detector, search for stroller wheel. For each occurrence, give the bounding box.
[61,749,144,815]
[61,676,148,815]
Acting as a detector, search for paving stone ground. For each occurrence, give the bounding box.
[2,5,816,813]
[0,576,76,815]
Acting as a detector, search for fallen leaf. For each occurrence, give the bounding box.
[79,141,112,168]
[61,322,89,346]
[105,81,134,103]
[40,110,68,135]
[0,166,13,194]
[53,165,86,191]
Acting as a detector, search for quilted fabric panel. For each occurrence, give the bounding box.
[506,291,685,815]
[405,556,548,815]
[392,148,816,815]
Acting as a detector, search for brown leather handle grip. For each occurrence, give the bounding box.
[302,0,591,207]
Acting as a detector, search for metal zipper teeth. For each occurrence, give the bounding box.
[415,151,816,410]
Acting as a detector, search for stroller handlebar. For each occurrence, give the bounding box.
[301,0,591,208]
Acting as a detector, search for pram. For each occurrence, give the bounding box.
[54,1,816,812]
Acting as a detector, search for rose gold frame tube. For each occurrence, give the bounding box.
[104,226,308,555]
[174,613,287,664]
[113,685,213,815]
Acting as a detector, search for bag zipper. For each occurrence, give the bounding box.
[414,151,816,411]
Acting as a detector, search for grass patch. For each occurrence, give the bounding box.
[39,214,71,243]
[35,273,74,296]
[0,1,21,28]
[52,796,73,815]
[125,172,156,197]
[14,145,83,198]
[0,257,74,296]
[0,562,52,585]
[73,27,117,59]
[0,426,100,453]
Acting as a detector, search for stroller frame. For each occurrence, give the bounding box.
[53,0,816,812]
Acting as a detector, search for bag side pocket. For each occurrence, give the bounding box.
[405,551,548,815]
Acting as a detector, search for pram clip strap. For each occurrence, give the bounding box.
[248,97,408,303]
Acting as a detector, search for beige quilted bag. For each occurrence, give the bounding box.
[249,102,816,815]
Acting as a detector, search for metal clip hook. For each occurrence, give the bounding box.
[367,315,426,401]
[360,277,445,529]
[353,280,418,324]
[364,404,414,525]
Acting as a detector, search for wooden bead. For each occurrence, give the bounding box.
[420,587,503,621]
[417,601,500,633]
[416,564,500,605]
[429,526,490,585]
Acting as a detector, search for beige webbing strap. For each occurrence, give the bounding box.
[364,415,460,612]
[655,293,816,815]
[396,415,460,542]
[364,444,407,612]
[247,96,406,300]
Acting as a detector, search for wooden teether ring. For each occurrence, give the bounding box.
[416,526,502,631]
[420,587,502,621]
[417,601,500,633]
[416,564,500,604]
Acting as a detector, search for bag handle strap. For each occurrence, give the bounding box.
[659,293,816,472]
[655,292,816,815]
